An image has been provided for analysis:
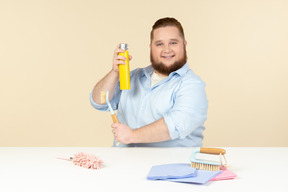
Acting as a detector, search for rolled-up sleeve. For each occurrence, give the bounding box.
[90,83,122,112]
[90,92,108,111]
[164,77,208,140]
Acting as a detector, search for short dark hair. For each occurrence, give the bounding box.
[150,17,185,42]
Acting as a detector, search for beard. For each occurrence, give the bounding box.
[150,48,187,76]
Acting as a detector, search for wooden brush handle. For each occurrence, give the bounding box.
[111,113,120,146]
[200,148,226,155]
[111,114,119,123]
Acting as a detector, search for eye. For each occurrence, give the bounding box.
[156,43,163,46]
[170,41,177,45]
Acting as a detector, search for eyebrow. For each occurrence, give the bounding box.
[154,40,162,45]
[170,39,179,42]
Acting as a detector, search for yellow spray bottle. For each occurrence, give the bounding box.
[118,43,130,90]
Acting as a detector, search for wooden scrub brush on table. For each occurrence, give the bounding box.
[190,147,228,171]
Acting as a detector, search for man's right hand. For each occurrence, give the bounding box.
[112,44,132,73]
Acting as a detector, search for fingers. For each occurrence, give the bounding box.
[112,44,132,72]
[112,126,119,141]
[111,123,120,141]
[111,123,118,134]
[111,123,119,128]
[112,48,124,72]
[114,54,127,64]
[114,48,125,57]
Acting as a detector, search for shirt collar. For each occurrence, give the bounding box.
[142,65,154,78]
[170,63,189,77]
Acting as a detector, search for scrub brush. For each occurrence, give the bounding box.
[190,147,227,171]
[101,91,120,146]
[56,152,103,169]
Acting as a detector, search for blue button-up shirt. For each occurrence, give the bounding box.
[90,63,208,147]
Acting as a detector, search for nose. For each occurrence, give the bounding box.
[163,44,171,53]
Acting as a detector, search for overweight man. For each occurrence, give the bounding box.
[90,17,208,147]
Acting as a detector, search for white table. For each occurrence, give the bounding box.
[0,147,287,192]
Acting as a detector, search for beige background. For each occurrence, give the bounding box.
[0,0,287,147]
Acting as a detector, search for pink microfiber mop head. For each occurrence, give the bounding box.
[73,152,103,169]
[57,152,103,170]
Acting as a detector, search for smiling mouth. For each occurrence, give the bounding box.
[161,55,175,59]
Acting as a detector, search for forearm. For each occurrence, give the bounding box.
[132,118,171,143]
[92,69,119,104]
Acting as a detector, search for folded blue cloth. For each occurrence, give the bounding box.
[147,163,222,184]
[167,169,222,184]
[147,163,197,180]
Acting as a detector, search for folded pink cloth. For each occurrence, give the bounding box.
[210,169,237,181]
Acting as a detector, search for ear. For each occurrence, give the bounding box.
[149,44,151,49]
[184,41,187,46]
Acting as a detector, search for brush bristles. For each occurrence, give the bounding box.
[191,162,220,171]
[100,91,106,104]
